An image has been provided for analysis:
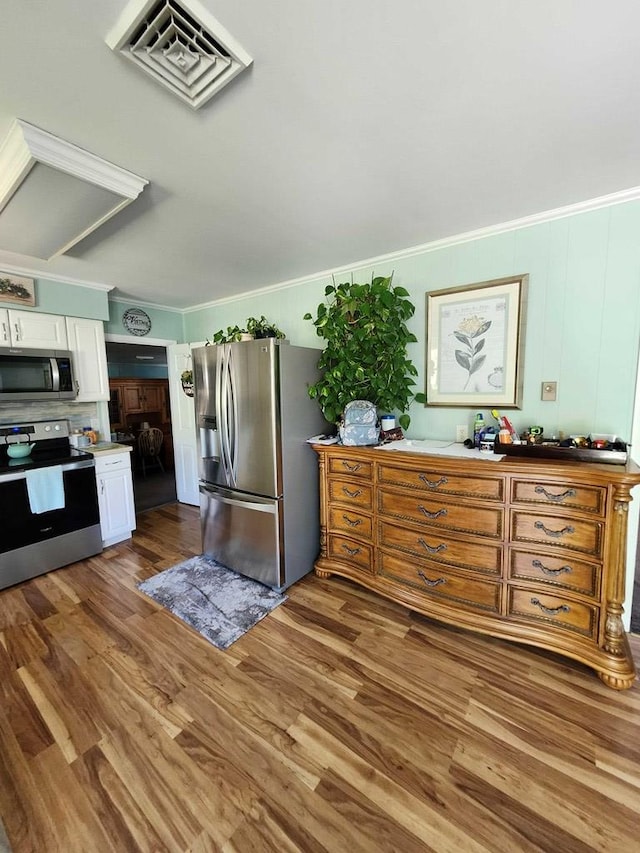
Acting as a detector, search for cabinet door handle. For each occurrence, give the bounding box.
[1,322,7,341]
[14,323,20,340]
[534,521,574,538]
[342,514,362,527]
[343,487,362,498]
[342,461,361,472]
[100,480,105,494]
[341,544,361,556]
[417,538,447,554]
[534,486,577,503]
[419,474,448,489]
[418,505,447,519]
[530,597,570,616]
[417,570,446,588]
[532,559,572,576]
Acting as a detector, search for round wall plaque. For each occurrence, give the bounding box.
[122,307,152,336]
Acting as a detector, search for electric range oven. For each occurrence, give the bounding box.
[0,419,102,590]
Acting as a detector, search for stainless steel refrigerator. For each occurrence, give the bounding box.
[193,338,329,590]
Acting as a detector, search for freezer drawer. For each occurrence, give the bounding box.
[200,484,284,589]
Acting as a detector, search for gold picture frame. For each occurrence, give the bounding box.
[425,274,528,408]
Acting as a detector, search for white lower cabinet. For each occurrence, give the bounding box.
[94,450,136,546]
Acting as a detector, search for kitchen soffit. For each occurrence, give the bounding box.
[0,119,148,260]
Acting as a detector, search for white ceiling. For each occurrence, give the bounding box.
[1,1,639,311]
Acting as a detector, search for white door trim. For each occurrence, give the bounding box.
[105,333,177,346]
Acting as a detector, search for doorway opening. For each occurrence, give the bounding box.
[105,340,177,513]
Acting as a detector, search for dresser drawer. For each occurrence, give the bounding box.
[327,534,374,573]
[511,511,603,558]
[380,552,501,613]
[511,479,606,516]
[509,549,600,598]
[508,587,598,638]
[380,520,502,576]
[328,457,372,480]
[378,463,504,501]
[329,507,373,541]
[379,489,504,539]
[328,478,373,510]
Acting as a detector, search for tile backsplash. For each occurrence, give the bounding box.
[0,401,99,433]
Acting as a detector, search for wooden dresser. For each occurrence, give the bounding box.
[313,444,640,689]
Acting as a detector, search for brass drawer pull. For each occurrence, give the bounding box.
[418,506,448,519]
[532,559,572,577]
[534,486,577,503]
[534,520,574,538]
[342,461,362,472]
[341,544,362,556]
[530,597,570,617]
[417,570,446,588]
[417,538,447,554]
[342,514,362,527]
[419,474,448,489]
[343,487,363,498]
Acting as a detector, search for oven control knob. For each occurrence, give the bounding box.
[54,424,61,431]
[44,425,51,432]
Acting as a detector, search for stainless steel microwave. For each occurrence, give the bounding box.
[0,348,76,400]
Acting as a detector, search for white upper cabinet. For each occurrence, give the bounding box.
[65,316,109,401]
[0,308,68,349]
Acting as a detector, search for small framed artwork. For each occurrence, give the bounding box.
[425,274,528,408]
[0,272,35,307]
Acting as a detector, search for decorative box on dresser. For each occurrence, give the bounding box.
[313,444,640,689]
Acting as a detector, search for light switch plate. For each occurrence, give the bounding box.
[456,424,469,443]
[541,381,557,401]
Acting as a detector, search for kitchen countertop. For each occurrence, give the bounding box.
[84,442,133,456]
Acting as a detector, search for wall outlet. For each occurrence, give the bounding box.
[456,424,469,443]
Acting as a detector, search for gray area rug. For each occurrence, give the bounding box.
[137,555,287,649]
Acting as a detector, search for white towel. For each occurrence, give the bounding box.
[26,466,65,514]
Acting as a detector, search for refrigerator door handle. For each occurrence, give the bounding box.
[227,345,239,484]
[199,485,276,514]
[216,348,230,483]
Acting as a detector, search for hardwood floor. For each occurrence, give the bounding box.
[0,504,639,852]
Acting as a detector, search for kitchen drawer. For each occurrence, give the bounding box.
[328,457,372,481]
[508,587,598,638]
[327,534,374,573]
[378,463,504,502]
[379,552,501,613]
[379,489,503,539]
[379,520,502,576]
[94,451,132,474]
[328,506,373,541]
[511,479,606,516]
[509,548,600,598]
[328,478,373,510]
[511,511,603,558]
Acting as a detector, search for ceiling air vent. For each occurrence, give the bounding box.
[106,0,253,109]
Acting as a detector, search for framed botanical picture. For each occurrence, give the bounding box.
[425,274,528,408]
[0,272,35,306]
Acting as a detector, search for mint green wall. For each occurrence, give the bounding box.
[0,279,109,320]
[106,298,184,342]
[184,201,640,441]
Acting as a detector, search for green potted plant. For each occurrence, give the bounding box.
[246,316,285,339]
[209,324,249,344]
[304,274,425,430]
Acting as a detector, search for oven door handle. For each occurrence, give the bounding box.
[0,459,95,482]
